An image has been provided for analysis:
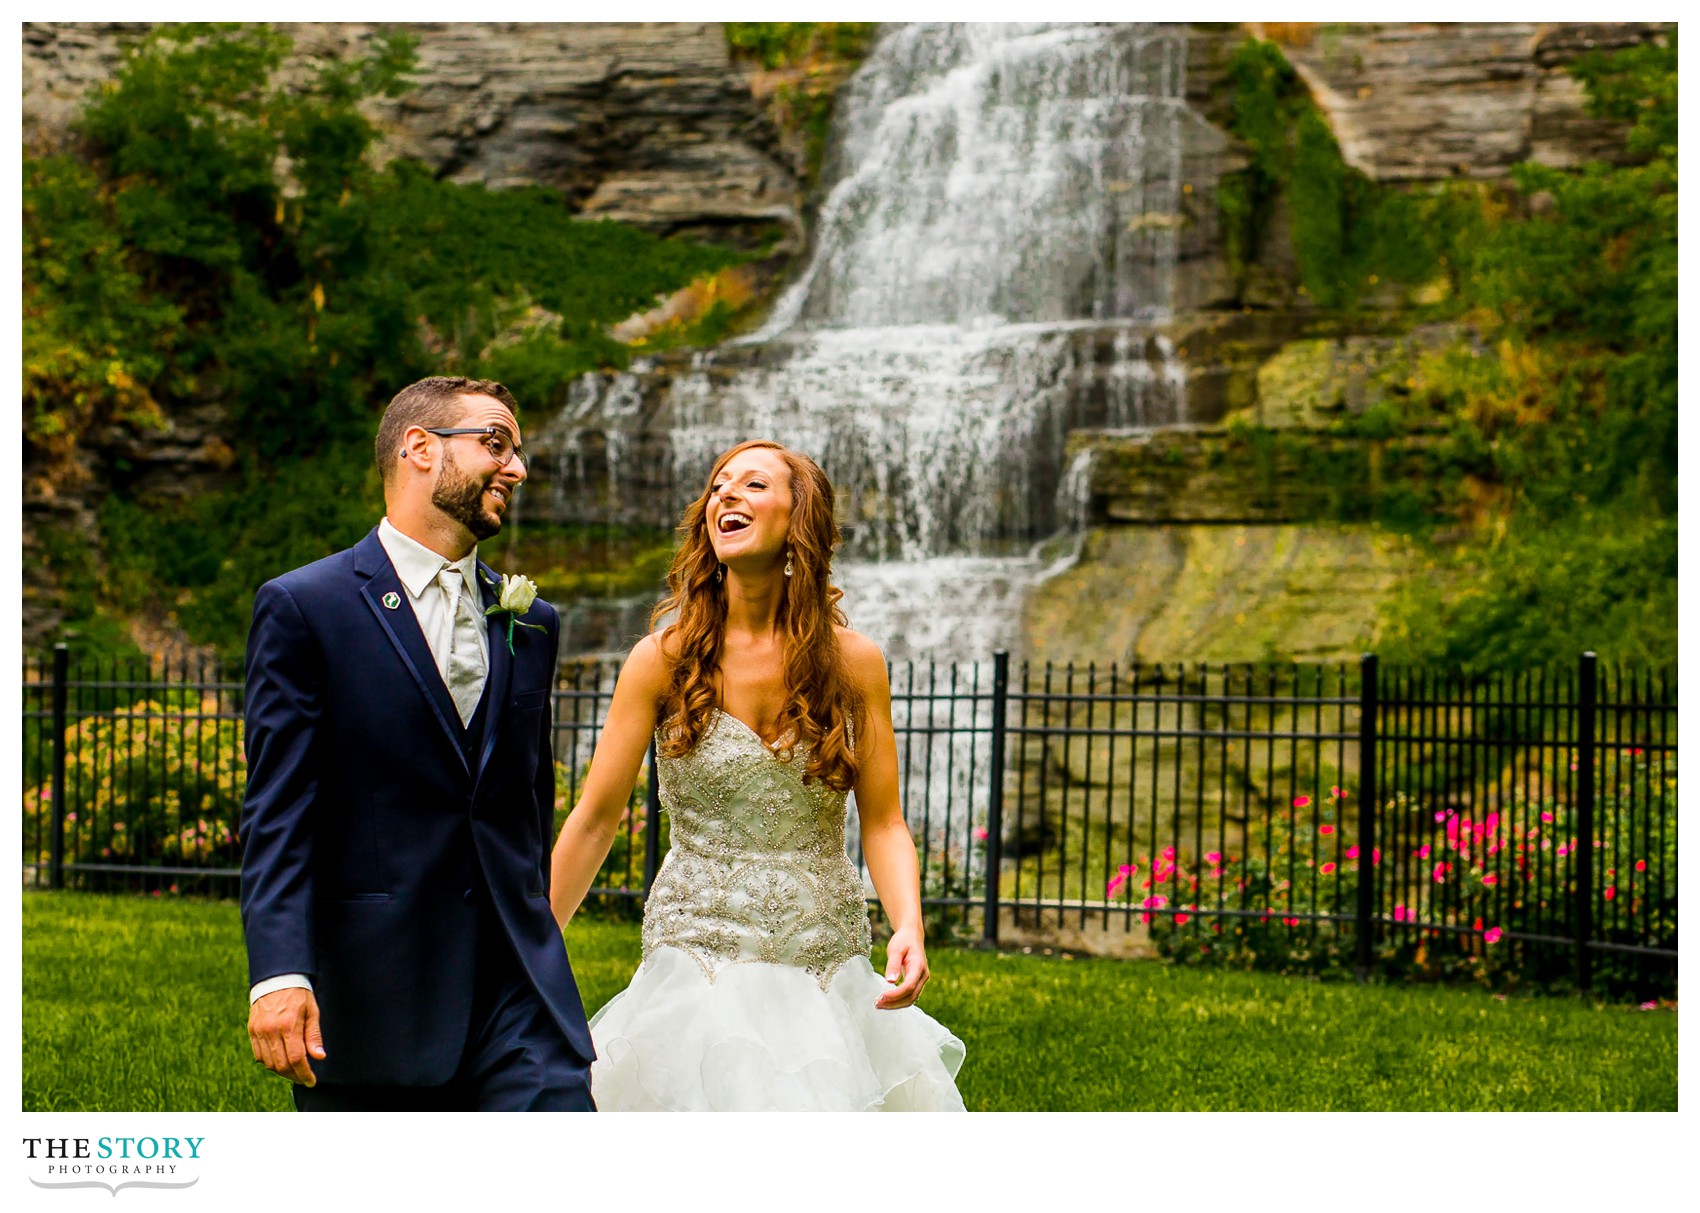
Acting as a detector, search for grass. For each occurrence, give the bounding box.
[22,891,1676,1112]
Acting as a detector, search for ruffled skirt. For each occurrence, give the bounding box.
[588,946,967,1111]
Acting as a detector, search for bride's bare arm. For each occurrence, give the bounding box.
[549,634,667,929]
[843,630,930,1009]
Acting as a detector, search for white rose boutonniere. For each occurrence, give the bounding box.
[481,571,546,653]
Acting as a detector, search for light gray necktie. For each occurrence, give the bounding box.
[437,565,485,727]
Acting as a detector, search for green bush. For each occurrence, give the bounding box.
[24,23,748,657]
[1128,757,1676,999]
[24,697,245,880]
[724,22,879,182]
[1379,34,1675,670]
[1218,38,1445,306]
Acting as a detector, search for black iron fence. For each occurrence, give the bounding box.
[22,647,1676,994]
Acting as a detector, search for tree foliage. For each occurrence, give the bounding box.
[1379,33,1677,670]
[24,24,744,655]
[1218,39,1441,306]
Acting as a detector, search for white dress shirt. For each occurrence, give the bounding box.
[249,518,489,1004]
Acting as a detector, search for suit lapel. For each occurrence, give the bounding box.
[354,530,470,775]
[474,562,514,782]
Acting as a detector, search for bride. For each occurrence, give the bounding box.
[548,440,966,1111]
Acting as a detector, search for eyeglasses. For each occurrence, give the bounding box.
[424,427,527,470]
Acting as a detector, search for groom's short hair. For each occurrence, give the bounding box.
[376,376,521,484]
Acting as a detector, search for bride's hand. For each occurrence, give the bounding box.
[876,925,929,1009]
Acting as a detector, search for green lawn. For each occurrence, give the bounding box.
[22,891,1676,1111]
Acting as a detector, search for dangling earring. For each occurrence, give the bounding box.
[784,549,794,578]
[715,563,725,584]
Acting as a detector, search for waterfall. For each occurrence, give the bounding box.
[543,22,1191,662]
[762,22,1188,333]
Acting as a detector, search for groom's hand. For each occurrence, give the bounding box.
[248,988,326,1086]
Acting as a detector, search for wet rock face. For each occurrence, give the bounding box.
[23,21,803,250]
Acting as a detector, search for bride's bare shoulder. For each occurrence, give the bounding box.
[621,629,676,694]
[834,627,890,692]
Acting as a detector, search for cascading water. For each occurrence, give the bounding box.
[549,22,1192,661]
[542,23,1193,870]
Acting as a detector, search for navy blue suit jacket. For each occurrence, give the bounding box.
[240,527,593,1087]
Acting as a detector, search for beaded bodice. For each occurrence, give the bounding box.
[642,710,873,989]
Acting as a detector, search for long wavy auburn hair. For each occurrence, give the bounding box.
[650,440,863,790]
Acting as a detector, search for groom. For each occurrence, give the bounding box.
[241,375,595,1111]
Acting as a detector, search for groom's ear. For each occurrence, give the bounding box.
[398,425,435,475]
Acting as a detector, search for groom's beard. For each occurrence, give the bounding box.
[432,447,504,540]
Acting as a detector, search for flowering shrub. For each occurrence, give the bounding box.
[23,698,244,882]
[1120,758,1676,997]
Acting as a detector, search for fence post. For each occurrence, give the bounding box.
[49,643,69,891]
[1355,652,1378,981]
[642,740,662,895]
[1576,651,1597,993]
[982,651,1009,947]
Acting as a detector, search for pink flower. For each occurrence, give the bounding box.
[1204,851,1222,866]
[1393,905,1407,922]
[1557,845,1569,858]
[1635,860,1647,872]
[1418,844,1432,859]
[1435,811,1448,823]
[1174,913,1190,926]
[1482,873,1498,887]
[1320,862,1336,875]
[1294,795,1311,808]
[1484,927,1503,945]
[1319,824,1335,836]
[1541,811,1554,823]
[973,827,989,841]
[1331,785,1347,799]
[1346,845,1360,859]
[1118,863,1137,875]
[1161,846,1175,860]
[1143,894,1169,910]
[1106,874,1127,898]
[1640,1001,1657,1011]
[1432,863,1446,883]
[1604,886,1616,901]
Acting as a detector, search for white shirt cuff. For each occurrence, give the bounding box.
[249,973,314,1003]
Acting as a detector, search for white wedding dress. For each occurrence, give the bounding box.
[588,709,967,1111]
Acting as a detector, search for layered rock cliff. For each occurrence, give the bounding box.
[24,22,803,248]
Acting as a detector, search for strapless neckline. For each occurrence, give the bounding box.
[713,706,794,754]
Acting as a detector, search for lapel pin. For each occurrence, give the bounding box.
[382,592,401,610]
